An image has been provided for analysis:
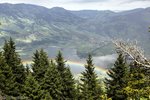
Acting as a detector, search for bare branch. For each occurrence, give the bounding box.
[112,39,150,68]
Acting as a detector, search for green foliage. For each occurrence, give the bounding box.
[80,54,103,100]
[105,53,128,100]
[55,51,77,99]
[23,73,43,100]
[0,52,16,96]
[63,67,77,99]
[42,60,62,99]
[0,37,150,99]
[32,49,49,84]
[55,51,66,73]
[3,38,26,96]
[43,92,52,100]
[123,63,150,99]
[25,64,31,76]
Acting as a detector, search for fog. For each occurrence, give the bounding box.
[93,54,117,68]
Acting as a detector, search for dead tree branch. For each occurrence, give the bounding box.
[112,39,150,68]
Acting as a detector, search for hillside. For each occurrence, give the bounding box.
[0,3,150,59]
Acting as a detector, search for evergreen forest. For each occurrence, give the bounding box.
[0,37,150,100]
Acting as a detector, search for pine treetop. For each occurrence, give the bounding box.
[32,49,49,83]
[105,53,129,99]
[80,54,103,99]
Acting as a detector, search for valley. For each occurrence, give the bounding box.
[0,3,150,60]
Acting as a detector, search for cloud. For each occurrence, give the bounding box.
[121,0,150,3]
[0,0,150,11]
[131,0,149,1]
[93,54,117,68]
[68,0,109,3]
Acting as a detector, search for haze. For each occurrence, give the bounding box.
[0,0,150,11]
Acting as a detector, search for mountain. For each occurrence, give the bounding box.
[0,3,150,59]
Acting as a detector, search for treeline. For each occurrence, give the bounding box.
[0,38,150,100]
[0,38,103,99]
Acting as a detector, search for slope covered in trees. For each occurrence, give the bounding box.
[0,38,149,99]
[0,38,103,99]
[0,3,150,58]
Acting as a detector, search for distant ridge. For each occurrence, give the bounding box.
[0,3,150,59]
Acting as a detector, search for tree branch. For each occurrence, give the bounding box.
[112,40,150,68]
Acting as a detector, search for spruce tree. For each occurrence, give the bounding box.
[105,53,128,100]
[0,52,16,97]
[55,51,76,99]
[63,67,77,99]
[123,62,150,99]
[80,54,102,100]
[32,49,49,84]
[3,38,26,96]
[23,73,43,100]
[55,51,66,73]
[42,60,62,99]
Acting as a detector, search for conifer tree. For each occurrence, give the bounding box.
[3,38,26,96]
[32,49,49,84]
[56,51,66,73]
[63,67,77,99]
[42,60,62,99]
[23,73,43,100]
[25,64,31,76]
[0,52,16,97]
[123,62,150,99]
[76,82,82,99]
[105,53,128,100]
[55,51,77,99]
[80,54,102,100]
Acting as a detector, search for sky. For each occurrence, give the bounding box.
[0,0,150,11]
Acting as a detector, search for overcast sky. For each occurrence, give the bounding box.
[0,0,150,11]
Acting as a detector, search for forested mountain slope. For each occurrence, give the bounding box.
[0,3,150,58]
